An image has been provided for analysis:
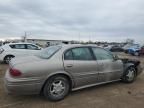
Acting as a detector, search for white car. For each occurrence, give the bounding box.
[0,43,42,63]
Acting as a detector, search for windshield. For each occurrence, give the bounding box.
[36,46,61,59]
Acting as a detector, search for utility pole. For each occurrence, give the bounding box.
[24,32,27,42]
[89,33,91,43]
[21,32,27,42]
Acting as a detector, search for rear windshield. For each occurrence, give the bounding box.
[36,46,61,59]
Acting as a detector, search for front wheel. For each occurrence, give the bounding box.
[122,66,136,83]
[43,75,70,101]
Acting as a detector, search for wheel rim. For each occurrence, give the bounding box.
[50,80,66,97]
[126,68,135,81]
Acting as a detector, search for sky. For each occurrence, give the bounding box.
[0,0,144,43]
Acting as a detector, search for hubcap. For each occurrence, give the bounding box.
[126,68,135,81]
[50,80,65,96]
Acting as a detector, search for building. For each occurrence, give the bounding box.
[0,41,3,46]
[26,39,74,47]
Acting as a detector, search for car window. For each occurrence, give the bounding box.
[92,48,114,60]
[27,44,39,50]
[64,50,73,60]
[9,45,15,48]
[65,47,93,60]
[36,46,61,59]
[9,44,26,49]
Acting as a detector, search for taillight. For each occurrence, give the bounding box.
[10,68,22,77]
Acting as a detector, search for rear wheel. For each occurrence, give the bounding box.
[4,55,14,64]
[122,66,136,83]
[43,75,70,101]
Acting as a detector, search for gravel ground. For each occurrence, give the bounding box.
[0,53,144,108]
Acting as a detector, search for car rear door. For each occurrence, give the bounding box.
[63,47,100,88]
[9,44,28,57]
[91,47,123,82]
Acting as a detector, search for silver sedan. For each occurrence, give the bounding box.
[4,44,143,101]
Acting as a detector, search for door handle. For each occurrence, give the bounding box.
[66,64,73,68]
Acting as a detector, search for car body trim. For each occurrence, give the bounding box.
[72,79,121,91]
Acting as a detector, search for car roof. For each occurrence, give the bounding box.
[4,42,37,46]
[0,43,38,48]
[59,44,101,49]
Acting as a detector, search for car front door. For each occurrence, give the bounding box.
[63,47,100,88]
[92,47,123,82]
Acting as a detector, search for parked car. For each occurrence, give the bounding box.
[123,44,140,54]
[139,46,144,55]
[4,44,143,101]
[103,45,113,50]
[109,45,124,52]
[127,44,141,56]
[123,44,133,53]
[0,43,42,63]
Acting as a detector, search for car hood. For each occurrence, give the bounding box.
[10,55,43,67]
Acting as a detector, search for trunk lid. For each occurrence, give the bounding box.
[9,55,43,67]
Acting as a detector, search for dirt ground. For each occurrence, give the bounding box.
[0,53,144,108]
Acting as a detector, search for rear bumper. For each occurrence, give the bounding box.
[4,70,44,95]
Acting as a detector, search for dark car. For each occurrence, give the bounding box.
[110,45,124,52]
[139,46,144,55]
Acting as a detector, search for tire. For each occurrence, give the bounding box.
[122,66,137,83]
[43,75,70,101]
[4,55,14,64]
